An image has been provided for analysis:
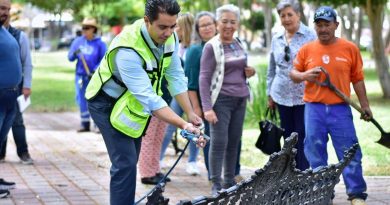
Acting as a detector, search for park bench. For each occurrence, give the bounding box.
[145,133,358,205]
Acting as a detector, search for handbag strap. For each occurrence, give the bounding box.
[264,107,278,122]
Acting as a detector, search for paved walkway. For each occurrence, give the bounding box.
[0,112,389,205]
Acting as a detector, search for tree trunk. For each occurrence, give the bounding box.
[365,0,390,98]
[263,1,273,51]
[338,4,353,42]
[298,1,307,25]
[354,8,363,46]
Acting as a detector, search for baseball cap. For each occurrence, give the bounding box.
[313,6,337,22]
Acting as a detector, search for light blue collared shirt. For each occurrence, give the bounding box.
[102,23,187,115]
[266,22,316,106]
[19,31,33,88]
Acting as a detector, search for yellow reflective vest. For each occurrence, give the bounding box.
[85,19,176,138]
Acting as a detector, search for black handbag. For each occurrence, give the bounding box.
[255,108,284,155]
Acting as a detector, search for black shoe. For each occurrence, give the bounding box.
[141,176,161,185]
[77,127,90,132]
[156,172,171,182]
[141,173,170,185]
[0,189,10,198]
[0,179,15,190]
[20,153,34,165]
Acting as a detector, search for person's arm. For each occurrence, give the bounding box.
[68,37,80,62]
[353,80,372,121]
[185,46,203,117]
[165,41,202,126]
[188,91,202,117]
[98,41,107,62]
[199,44,218,124]
[115,48,166,115]
[19,32,33,98]
[199,44,216,112]
[266,52,276,108]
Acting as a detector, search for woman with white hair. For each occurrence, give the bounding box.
[199,4,256,195]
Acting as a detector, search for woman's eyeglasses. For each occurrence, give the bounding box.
[284,46,290,62]
[82,26,93,30]
[199,22,214,29]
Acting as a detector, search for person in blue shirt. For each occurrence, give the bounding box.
[0,0,21,198]
[68,17,106,132]
[0,14,34,165]
[86,0,206,204]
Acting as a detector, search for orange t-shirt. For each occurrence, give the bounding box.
[294,38,364,104]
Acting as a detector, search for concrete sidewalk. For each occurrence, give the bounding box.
[0,112,389,205]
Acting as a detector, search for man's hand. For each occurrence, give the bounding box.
[360,106,373,121]
[183,123,200,136]
[304,67,321,82]
[204,110,218,124]
[22,88,31,99]
[187,112,202,127]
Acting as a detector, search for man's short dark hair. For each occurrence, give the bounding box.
[145,0,181,23]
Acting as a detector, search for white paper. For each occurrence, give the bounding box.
[17,95,31,113]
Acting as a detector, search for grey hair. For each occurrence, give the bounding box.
[216,4,240,21]
[192,11,216,43]
[276,0,300,15]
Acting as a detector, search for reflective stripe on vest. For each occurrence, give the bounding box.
[85,19,176,138]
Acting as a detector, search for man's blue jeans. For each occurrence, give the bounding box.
[0,102,28,158]
[304,102,367,200]
[88,91,142,205]
[0,88,18,153]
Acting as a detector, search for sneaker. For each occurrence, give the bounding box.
[211,183,222,196]
[0,189,10,198]
[351,198,366,205]
[20,153,34,165]
[0,157,4,163]
[0,179,15,190]
[186,162,200,176]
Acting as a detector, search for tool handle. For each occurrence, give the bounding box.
[79,53,91,75]
[333,88,364,113]
[333,87,387,134]
[370,118,386,134]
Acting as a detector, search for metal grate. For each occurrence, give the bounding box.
[147,133,358,205]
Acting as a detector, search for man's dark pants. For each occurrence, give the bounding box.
[88,91,142,205]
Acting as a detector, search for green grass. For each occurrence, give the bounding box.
[30,51,77,112]
[30,51,390,175]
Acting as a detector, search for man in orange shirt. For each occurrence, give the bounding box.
[290,6,372,205]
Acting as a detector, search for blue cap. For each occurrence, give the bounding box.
[314,6,337,22]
